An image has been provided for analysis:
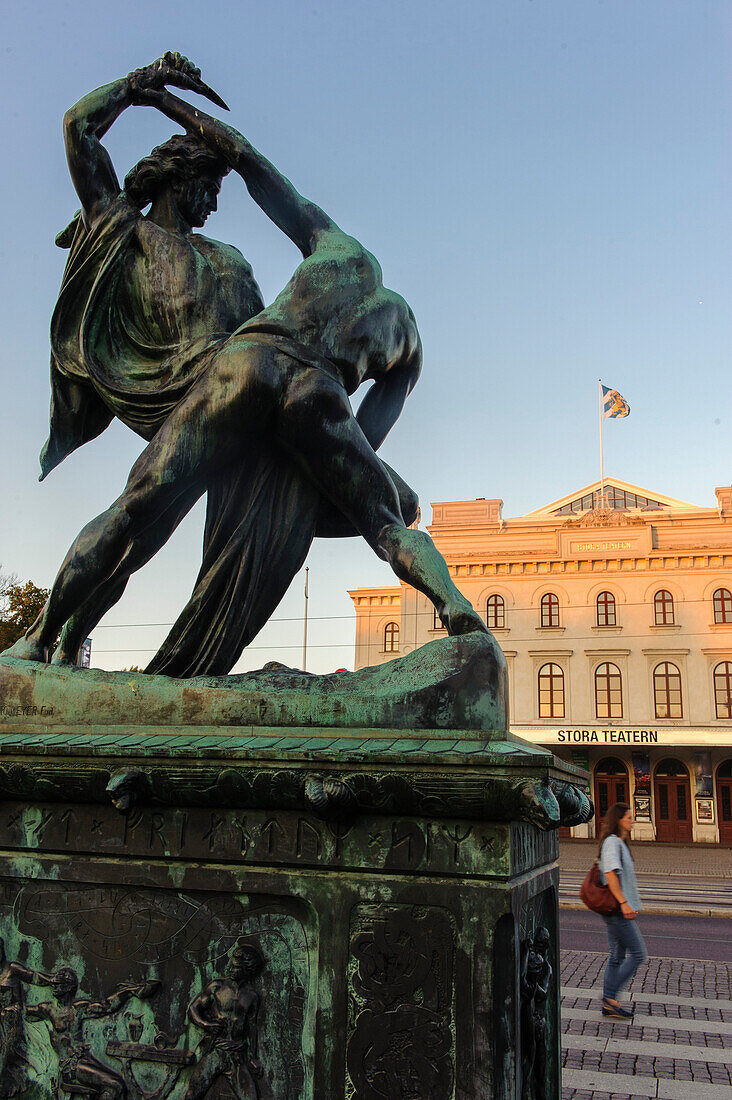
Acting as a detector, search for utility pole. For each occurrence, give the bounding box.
[302,566,309,671]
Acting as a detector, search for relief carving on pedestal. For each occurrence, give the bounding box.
[346,905,455,1100]
[0,881,310,1099]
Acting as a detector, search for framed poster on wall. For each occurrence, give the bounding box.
[695,798,714,823]
[634,795,651,822]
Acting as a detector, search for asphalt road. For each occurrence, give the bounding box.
[560,909,732,963]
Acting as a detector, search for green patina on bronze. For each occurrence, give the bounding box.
[0,54,595,1098]
[5,51,488,677]
[0,633,508,734]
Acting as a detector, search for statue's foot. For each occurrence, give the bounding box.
[50,645,76,666]
[442,601,490,637]
[1,636,49,662]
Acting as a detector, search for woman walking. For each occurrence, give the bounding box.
[598,803,647,1018]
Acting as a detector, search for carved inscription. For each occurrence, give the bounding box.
[0,802,503,879]
[0,705,54,718]
[346,905,456,1100]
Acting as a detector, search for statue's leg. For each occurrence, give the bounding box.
[51,578,128,665]
[279,369,487,637]
[6,344,283,663]
[51,485,199,665]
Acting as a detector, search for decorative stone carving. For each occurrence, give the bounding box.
[519,928,551,1100]
[346,905,456,1099]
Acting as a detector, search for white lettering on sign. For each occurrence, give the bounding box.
[556,729,659,744]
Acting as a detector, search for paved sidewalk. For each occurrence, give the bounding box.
[560,948,732,1099]
[560,840,732,878]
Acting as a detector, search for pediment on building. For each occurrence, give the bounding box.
[561,508,646,528]
[526,477,700,519]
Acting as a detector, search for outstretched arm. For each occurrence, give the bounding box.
[144,88,337,256]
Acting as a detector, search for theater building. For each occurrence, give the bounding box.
[349,478,732,844]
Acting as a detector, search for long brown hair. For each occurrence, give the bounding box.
[598,802,632,856]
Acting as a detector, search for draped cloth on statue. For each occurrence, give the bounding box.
[38,195,374,678]
[41,194,227,478]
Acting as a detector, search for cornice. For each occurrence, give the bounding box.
[438,552,732,575]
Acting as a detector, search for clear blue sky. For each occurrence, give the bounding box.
[0,0,729,672]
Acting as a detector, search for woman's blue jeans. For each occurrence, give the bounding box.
[601,914,647,1000]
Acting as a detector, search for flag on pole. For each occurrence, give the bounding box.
[601,385,630,419]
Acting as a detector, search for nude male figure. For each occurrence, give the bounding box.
[184,944,269,1100]
[8,55,487,665]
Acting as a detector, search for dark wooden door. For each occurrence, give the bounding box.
[654,776,692,842]
[717,777,732,844]
[593,775,628,832]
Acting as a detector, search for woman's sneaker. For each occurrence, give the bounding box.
[602,1000,634,1018]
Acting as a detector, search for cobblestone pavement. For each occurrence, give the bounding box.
[560,948,732,1099]
[560,840,732,878]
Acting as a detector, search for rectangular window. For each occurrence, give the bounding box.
[659,785,669,820]
[677,785,687,821]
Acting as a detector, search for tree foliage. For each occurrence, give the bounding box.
[0,568,50,651]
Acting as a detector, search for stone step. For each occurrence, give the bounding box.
[562,1032,732,1064]
[562,1004,732,1035]
[562,984,732,1010]
[563,1068,732,1099]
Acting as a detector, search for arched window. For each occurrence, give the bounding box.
[384,622,399,652]
[538,663,565,718]
[654,662,683,718]
[595,662,623,719]
[713,588,732,624]
[486,594,505,629]
[540,593,560,628]
[654,590,675,625]
[596,591,616,627]
[714,662,732,719]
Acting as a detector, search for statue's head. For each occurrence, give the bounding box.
[227,942,265,982]
[124,134,230,228]
[533,927,550,955]
[53,966,79,999]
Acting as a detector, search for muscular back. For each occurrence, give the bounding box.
[250,229,419,392]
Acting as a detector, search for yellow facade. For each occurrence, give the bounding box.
[349,478,732,844]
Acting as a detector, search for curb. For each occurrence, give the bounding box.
[560,900,732,919]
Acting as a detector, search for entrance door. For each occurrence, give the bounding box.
[716,761,732,844]
[594,758,629,832]
[654,759,692,842]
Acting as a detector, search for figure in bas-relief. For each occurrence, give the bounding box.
[184,943,270,1100]
[0,938,54,1098]
[520,927,552,1100]
[26,966,158,1099]
[5,52,487,677]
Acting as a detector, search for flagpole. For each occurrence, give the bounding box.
[598,379,605,509]
[302,566,309,671]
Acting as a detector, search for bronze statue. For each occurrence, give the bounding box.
[26,966,158,1099]
[184,942,269,1100]
[6,53,487,676]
